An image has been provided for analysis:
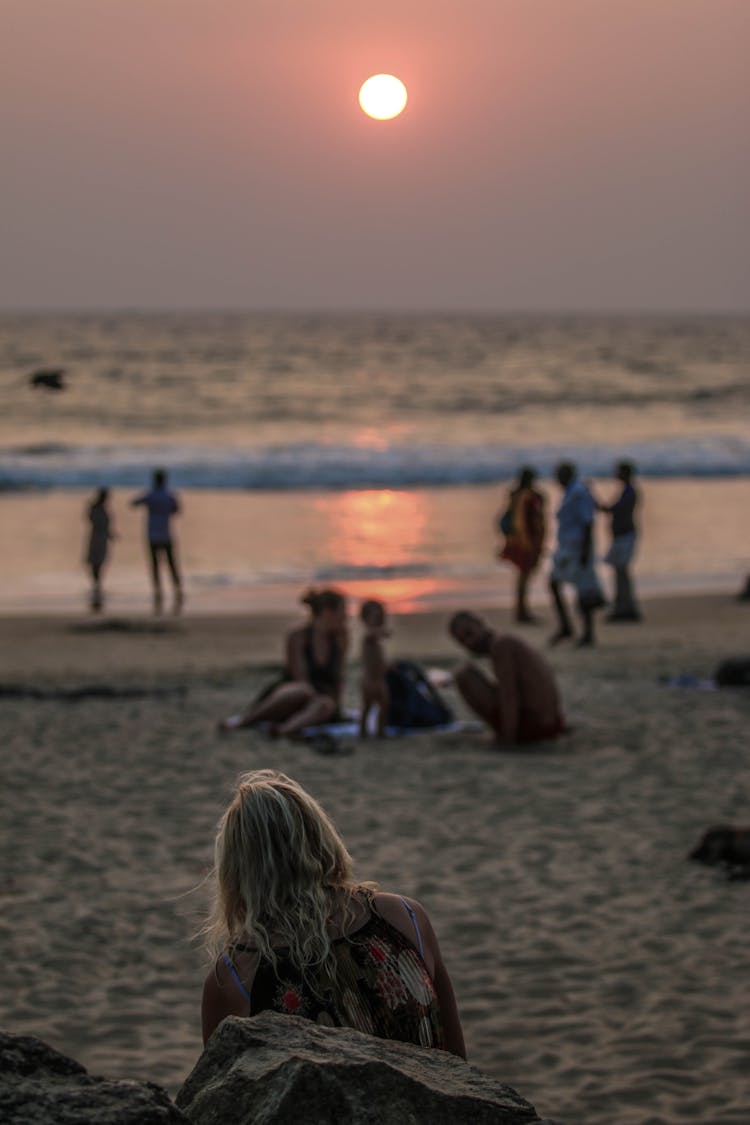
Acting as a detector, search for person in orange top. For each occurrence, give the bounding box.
[498,467,546,623]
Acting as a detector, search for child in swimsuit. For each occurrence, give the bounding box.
[359,599,390,737]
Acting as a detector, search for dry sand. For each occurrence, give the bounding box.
[1,594,749,1124]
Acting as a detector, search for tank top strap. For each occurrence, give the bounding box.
[366,891,425,962]
[398,897,425,961]
[221,952,253,1007]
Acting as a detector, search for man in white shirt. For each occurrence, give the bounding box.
[131,468,183,614]
[549,462,604,647]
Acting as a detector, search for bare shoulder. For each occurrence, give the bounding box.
[372,893,437,967]
[203,948,259,996]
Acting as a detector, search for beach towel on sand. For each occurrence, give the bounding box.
[303,714,482,740]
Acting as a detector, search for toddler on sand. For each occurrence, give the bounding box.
[359,599,390,737]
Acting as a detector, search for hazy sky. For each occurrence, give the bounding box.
[2,0,748,311]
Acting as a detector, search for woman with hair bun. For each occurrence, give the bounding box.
[201,770,466,1057]
[218,588,348,737]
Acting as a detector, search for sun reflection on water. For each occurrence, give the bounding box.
[311,489,448,611]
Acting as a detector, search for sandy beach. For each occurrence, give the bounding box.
[1,593,749,1124]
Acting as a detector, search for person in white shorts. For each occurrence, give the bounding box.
[549,461,604,647]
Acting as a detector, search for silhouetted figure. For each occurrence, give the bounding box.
[449,611,566,746]
[738,575,750,601]
[219,589,349,736]
[497,466,546,623]
[598,460,641,621]
[131,468,182,614]
[30,369,66,390]
[85,488,114,612]
[549,461,604,647]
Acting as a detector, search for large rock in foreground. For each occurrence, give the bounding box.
[177,1012,547,1124]
[0,1031,188,1124]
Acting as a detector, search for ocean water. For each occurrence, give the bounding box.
[1,312,749,611]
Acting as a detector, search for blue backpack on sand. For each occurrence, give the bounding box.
[385,660,454,729]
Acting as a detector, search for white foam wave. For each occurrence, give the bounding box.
[1,436,749,491]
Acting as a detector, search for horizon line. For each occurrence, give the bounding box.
[1,305,748,318]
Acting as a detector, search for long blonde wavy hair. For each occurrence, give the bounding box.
[204,770,368,984]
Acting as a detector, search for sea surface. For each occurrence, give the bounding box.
[1,312,749,612]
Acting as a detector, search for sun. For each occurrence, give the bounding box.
[358,74,408,121]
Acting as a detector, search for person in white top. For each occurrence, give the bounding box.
[131,468,183,614]
[549,462,604,647]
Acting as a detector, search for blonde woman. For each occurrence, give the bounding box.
[201,770,466,1057]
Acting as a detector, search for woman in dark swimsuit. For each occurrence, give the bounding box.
[201,770,466,1057]
[219,589,348,737]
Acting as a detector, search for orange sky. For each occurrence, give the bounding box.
[1,0,748,310]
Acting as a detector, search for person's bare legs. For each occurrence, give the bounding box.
[453,663,503,739]
[275,693,338,737]
[149,544,163,615]
[515,571,529,622]
[219,682,316,731]
[515,571,540,623]
[90,563,103,612]
[164,543,183,614]
[576,605,594,647]
[549,579,573,644]
[360,685,389,737]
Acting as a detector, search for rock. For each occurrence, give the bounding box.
[176,1012,546,1124]
[0,1031,188,1124]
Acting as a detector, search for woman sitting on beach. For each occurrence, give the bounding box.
[219,588,348,738]
[201,769,466,1057]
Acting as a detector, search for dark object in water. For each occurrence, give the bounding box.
[30,368,66,390]
[714,656,750,687]
[689,826,750,879]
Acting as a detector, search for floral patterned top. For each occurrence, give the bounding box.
[228,897,445,1050]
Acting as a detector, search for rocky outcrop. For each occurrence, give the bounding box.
[2,1017,564,1124]
[0,1031,188,1124]
[176,1012,549,1124]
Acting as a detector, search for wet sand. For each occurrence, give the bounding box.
[1,593,749,1123]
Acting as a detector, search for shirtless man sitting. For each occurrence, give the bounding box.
[449,611,566,747]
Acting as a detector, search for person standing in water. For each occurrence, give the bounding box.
[85,487,115,612]
[131,468,183,615]
[598,460,642,622]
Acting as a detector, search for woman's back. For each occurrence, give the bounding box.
[201,771,465,1057]
[235,893,445,1048]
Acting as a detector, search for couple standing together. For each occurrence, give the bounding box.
[500,460,641,647]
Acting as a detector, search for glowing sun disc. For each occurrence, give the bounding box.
[358,74,407,120]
